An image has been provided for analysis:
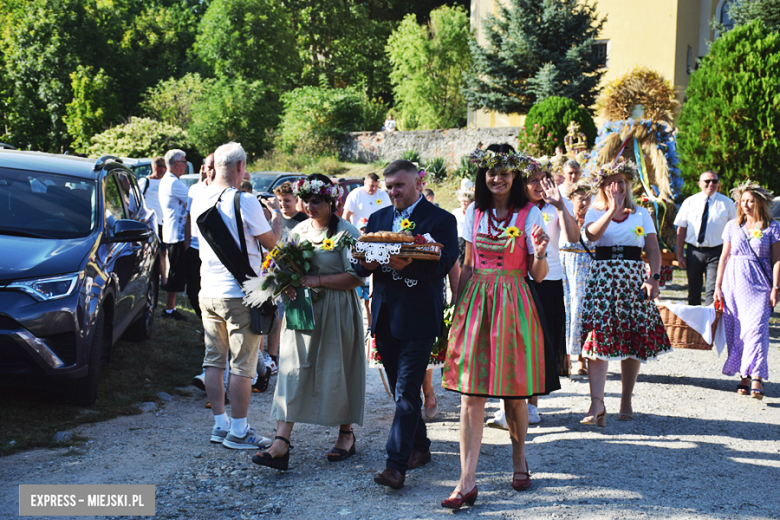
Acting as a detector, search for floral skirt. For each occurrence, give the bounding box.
[581,259,671,362]
[442,269,549,398]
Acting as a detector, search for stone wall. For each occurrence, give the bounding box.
[338,127,522,166]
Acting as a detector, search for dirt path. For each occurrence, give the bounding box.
[2,296,779,519]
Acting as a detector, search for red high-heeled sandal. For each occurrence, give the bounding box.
[512,461,532,491]
[441,485,478,509]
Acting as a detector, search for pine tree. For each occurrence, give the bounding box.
[462,0,606,115]
[713,0,780,33]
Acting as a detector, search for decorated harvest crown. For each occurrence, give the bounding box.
[590,160,639,188]
[469,149,531,172]
[291,178,344,201]
[730,179,774,203]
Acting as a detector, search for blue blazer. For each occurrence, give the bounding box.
[356,197,458,340]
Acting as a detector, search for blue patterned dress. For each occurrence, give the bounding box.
[560,230,594,357]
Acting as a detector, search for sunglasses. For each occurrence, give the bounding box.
[702,179,719,185]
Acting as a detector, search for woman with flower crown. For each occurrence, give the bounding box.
[579,161,671,426]
[714,180,779,400]
[441,144,558,508]
[253,174,366,471]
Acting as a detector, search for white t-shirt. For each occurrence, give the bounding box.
[343,188,391,225]
[188,182,209,250]
[531,202,566,281]
[673,191,736,248]
[462,204,546,252]
[138,177,162,226]
[158,172,190,244]
[191,186,272,299]
[452,207,468,238]
[584,206,657,247]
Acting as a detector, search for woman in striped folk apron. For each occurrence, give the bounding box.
[441,145,558,509]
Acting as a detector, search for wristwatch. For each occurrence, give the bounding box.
[651,273,661,281]
[534,252,548,260]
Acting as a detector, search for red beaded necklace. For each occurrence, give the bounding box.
[486,204,515,239]
[612,210,630,224]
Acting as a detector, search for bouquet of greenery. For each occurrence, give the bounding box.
[430,304,455,364]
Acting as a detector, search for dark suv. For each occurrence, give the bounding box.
[0,151,160,404]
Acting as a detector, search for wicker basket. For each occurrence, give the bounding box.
[657,302,722,351]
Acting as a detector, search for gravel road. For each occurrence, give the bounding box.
[2,283,779,520]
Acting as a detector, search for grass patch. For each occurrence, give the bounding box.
[0,295,202,457]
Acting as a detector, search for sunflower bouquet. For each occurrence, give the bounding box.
[243,238,324,305]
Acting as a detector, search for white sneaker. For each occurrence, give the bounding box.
[264,353,278,376]
[486,410,508,430]
[527,403,541,425]
[222,426,272,450]
[191,371,206,391]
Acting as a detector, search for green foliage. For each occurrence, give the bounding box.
[188,78,281,160]
[423,156,448,181]
[677,21,780,196]
[88,117,190,158]
[523,96,597,150]
[0,0,198,152]
[64,66,121,153]
[387,5,471,129]
[194,0,300,92]
[275,85,387,156]
[140,73,215,130]
[454,155,477,180]
[462,0,606,115]
[400,148,421,163]
[713,0,780,33]
[516,124,558,156]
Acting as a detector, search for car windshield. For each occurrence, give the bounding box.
[180,176,199,188]
[249,174,276,193]
[0,168,97,239]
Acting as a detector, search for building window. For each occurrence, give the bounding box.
[718,0,735,33]
[687,46,693,74]
[593,40,609,68]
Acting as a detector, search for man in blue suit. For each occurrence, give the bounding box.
[356,160,458,489]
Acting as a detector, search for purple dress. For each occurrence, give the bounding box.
[721,219,779,380]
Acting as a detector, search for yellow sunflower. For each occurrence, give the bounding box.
[269,247,280,258]
[542,212,551,222]
[375,198,382,205]
[634,226,646,237]
[321,238,335,251]
[751,229,763,239]
[400,219,416,230]
[505,226,521,237]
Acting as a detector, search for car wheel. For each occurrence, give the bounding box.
[124,268,158,342]
[67,309,105,405]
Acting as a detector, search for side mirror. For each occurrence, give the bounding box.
[105,219,153,243]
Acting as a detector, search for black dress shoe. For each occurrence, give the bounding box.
[374,467,405,489]
[407,450,431,470]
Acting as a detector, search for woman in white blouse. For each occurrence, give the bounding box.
[579,161,672,425]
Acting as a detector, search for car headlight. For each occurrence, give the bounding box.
[7,273,82,301]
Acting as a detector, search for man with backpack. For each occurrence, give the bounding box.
[190,142,281,450]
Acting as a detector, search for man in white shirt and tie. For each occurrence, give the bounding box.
[674,170,736,305]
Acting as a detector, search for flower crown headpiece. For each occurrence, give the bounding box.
[469,149,530,172]
[291,178,344,201]
[566,179,595,198]
[590,160,639,188]
[730,179,774,203]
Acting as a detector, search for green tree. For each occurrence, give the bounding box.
[677,21,780,196]
[462,0,606,115]
[140,73,215,130]
[387,5,471,129]
[64,66,121,153]
[713,0,780,33]
[275,85,387,155]
[88,116,190,158]
[194,0,300,92]
[188,78,281,160]
[523,96,597,150]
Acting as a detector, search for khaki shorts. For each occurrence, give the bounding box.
[200,297,260,378]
